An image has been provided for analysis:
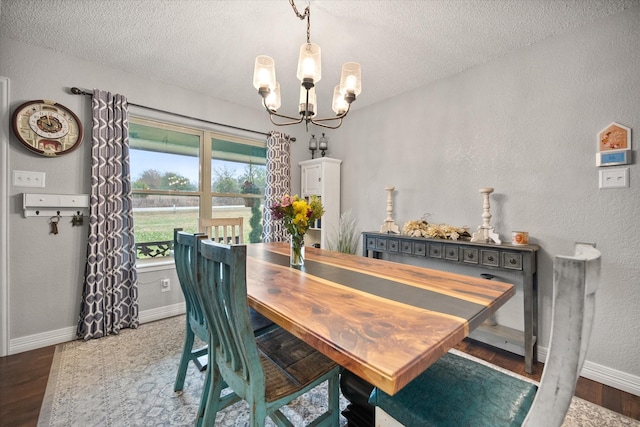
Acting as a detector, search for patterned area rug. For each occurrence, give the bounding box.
[38,316,639,426]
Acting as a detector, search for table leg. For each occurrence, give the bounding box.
[340,370,375,427]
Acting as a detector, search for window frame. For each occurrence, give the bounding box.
[129,115,266,263]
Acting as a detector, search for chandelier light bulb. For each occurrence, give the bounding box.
[339,62,362,96]
[302,58,316,79]
[332,85,348,115]
[265,82,281,112]
[253,55,276,90]
[299,86,316,116]
[344,75,358,94]
[297,43,322,83]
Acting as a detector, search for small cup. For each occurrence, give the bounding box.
[512,231,529,245]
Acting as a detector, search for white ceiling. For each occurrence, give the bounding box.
[1,0,638,118]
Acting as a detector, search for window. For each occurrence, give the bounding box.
[129,117,266,261]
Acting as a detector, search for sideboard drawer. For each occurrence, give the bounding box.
[429,243,443,259]
[366,237,377,250]
[388,239,399,252]
[503,252,523,270]
[413,242,427,256]
[444,246,459,261]
[401,241,412,254]
[376,238,388,251]
[481,250,500,267]
[463,248,479,264]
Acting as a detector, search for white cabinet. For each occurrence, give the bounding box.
[299,157,341,249]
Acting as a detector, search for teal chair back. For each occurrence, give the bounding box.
[173,228,208,392]
[174,230,245,426]
[196,238,340,426]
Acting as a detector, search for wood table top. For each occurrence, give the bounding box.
[246,242,515,395]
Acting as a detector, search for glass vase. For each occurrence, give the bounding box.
[290,235,305,268]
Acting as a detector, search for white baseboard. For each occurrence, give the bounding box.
[538,346,640,397]
[8,303,186,355]
[138,302,186,324]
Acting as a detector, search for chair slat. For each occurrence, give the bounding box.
[199,217,244,244]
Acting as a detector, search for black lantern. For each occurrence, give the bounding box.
[319,133,328,157]
[309,134,318,158]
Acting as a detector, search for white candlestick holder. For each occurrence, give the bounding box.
[470,187,501,244]
[380,186,400,234]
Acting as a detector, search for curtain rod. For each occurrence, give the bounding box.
[69,87,274,139]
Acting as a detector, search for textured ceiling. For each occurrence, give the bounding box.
[1,0,638,117]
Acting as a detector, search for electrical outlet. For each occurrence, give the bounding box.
[160,278,171,292]
[599,167,629,189]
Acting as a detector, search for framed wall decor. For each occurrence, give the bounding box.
[598,122,630,151]
[596,122,631,167]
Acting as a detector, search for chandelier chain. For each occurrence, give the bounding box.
[289,0,311,44]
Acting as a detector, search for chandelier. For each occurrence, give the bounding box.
[252,0,362,130]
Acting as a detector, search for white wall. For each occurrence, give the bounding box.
[2,5,639,395]
[323,6,640,392]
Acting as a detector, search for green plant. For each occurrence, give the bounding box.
[327,210,360,254]
[249,202,263,243]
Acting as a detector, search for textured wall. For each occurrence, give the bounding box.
[324,6,640,378]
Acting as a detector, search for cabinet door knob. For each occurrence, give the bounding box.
[488,256,494,262]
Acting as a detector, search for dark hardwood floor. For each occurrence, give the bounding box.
[0,339,638,426]
[0,345,56,427]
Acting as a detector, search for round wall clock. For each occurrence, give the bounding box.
[12,99,83,156]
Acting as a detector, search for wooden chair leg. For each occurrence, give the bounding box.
[328,372,340,424]
[174,324,195,392]
[201,358,224,426]
[196,350,212,427]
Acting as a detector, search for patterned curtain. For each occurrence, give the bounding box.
[262,131,292,242]
[77,89,139,340]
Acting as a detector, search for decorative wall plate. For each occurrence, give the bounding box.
[12,99,83,156]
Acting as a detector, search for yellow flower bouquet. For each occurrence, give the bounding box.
[270,194,324,266]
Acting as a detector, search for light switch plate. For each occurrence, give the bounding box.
[599,168,629,189]
[13,170,46,188]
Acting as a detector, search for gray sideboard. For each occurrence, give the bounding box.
[362,231,540,373]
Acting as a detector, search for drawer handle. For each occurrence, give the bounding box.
[448,251,455,256]
[487,256,494,262]
[467,253,474,259]
[433,249,439,254]
[510,258,517,264]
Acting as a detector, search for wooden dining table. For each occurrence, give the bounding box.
[245,242,515,397]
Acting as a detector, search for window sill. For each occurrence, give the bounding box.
[136,257,175,272]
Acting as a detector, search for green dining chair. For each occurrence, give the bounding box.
[173,229,208,391]
[369,242,601,427]
[196,238,341,427]
[172,229,275,426]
